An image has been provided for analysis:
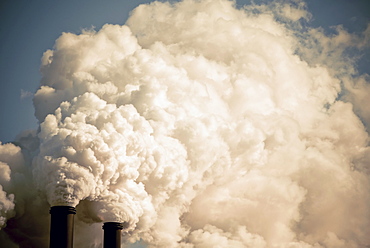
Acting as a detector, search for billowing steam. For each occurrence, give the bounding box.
[1,0,370,247]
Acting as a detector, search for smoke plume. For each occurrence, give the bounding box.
[1,0,369,247]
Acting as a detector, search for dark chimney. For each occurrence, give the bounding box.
[49,206,76,248]
[103,222,123,248]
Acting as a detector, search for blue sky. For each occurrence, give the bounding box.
[0,0,369,143]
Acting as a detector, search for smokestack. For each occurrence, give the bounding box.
[103,222,124,248]
[49,206,76,248]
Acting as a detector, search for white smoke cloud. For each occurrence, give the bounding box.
[0,143,22,229]
[1,0,370,247]
[0,183,15,228]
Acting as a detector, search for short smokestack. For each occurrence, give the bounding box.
[49,206,76,248]
[103,222,123,248]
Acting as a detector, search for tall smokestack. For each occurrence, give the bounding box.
[103,222,123,248]
[49,206,76,248]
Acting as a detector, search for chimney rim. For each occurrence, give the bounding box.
[49,206,77,215]
[102,222,124,230]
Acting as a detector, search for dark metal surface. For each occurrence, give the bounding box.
[103,222,124,248]
[49,206,76,248]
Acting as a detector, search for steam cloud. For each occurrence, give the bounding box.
[1,0,370,247]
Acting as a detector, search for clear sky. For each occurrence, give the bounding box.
[0,0,369,143]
